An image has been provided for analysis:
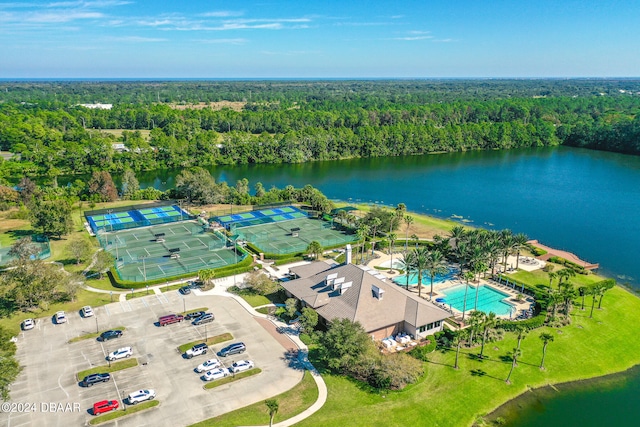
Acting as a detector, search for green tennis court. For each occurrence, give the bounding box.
[98,220,242,282]
[237,217,357,255]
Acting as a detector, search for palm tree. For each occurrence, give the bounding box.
[471,261,488,311]
[539,332,555,370]
[265,399,279,427]
[347,214,357,228]
[557,268,576,289]
[589,285,601,318]
[403,250,416,290]
[461,270,474,322]
[515,325,528,351]
[505,347,522,384]
[479,312,498,359]
[578,286,587,310]
[559,282,576,315]
[404,215,414,252]
[370,217,382,255]
[500,230,516,273]
[597,280,615,309]
[387,232,397,273]
[452,329,468,370]
[356,224,370,264]
[547,289,563,320]
[467,310,484,347]
[424,249,447,300]
[306,241,323,260]
[513,233,529,269]
[406,246,429,298]
[198,268,216,290]
[411,233,420,248]
[336,210,347,227]
[548,271,558,288]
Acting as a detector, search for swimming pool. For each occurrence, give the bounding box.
[440,284,514,316]
[393,267,457,287]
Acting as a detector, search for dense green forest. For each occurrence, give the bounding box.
[1,79,639,181]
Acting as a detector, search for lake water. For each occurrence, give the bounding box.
[138,146,640,289]
[132,146,640,426]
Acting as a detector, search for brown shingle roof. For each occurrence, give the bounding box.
[280,262,450,333]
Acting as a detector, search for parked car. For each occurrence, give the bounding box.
[179,286,191,295]
[196,358,221,373]
[185,311,205,320]
[192,313,215,325]
[229,360,254,373]
[218,342,246,357]
[107,347,132,361]
[81,306,94,317]
[21,318,35,330]
[158,314,184,326]
[55,311,67,324]
[81,373,111,387]
[185,343,208,359]
[127,389,155,405]
[201,368,229,381]
[98,330,123,341]
[92,399,119,415]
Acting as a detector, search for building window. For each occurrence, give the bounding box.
[426,323,434,330]
[435,320,442,328]
[418,325,426,333]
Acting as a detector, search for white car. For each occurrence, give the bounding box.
[196,358,221,373]
[201,368,229,382]
[127,389,155,405]
[229,360,254,373]
[107,347,133,361]
[55,311,67,324]
[21,318,35,330]
[81,306,94,317]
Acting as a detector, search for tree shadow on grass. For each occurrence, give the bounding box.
[469,368,503,382]
[8,229,35,239]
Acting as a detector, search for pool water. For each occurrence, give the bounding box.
[441,284,514,316]
[393,268,457,286]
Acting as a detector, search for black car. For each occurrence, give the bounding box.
[218,342,246,357]
[179,286,191,295]
[97,330,123,342]
[185,311,205,320]
[81,373,111,387]
[192,313,215,325]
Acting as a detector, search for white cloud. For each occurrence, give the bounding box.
[394,35,433,41]
[26,11,103,22]
[104,35,166,42]
[194,38,247,45]
[201,11,244,18]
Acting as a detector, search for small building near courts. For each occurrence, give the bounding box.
[281,261,451,340]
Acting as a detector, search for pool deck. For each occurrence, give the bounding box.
[366,250,535,323]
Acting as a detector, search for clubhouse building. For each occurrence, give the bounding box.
[281,258,451,340]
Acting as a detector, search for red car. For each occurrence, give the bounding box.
[92,399,119,415]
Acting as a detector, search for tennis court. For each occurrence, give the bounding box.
[97,221,242,282]
[85,204,192,234]
[236,217,357,255]
[215,206,307,230]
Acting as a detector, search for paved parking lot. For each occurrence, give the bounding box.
[1,291,303,427]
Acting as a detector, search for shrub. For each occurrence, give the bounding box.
[499,313,547,331]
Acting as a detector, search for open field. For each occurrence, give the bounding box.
[168,101,246,111]
[97,129,152,140]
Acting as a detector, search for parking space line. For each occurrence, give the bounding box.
[142,298,149,308]
[104,305,110,316]
[120,301,132,312]
[57,374,70,399]
[156,293,169,304]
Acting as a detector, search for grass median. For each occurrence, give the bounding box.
[88,400,159,425]
[68,326,127,343]
[192,371,316,426]
[203,368,261,390]
[177,333,233,354]
[181,307,209,316]
[76,358,138,381]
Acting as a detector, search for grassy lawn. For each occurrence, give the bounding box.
[192,371,317,426]
[125,289,154,300]
[181,307,209,316]
[68,326,126,343]
[160,283,187,293]
[202,368,262,390]
[508,266,605,290]
[238,293,271,307]
[76,358,139,381]
[177,333,234,353]
[88,399,159,425]
[291,286,640,427]
[335,202,467,239]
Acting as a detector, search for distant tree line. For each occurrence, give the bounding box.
[1,80,640,182]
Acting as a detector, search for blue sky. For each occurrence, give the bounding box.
[1,0,638,78]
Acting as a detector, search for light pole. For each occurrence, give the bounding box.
[146,284,149,295]
[110,291,113,303]
[121,390,126,411]
[183,295,186,314]
[95,316,99,334]
[204,323,208,341]
[138,255,148,282]
[233,237,238,286]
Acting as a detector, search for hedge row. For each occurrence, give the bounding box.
[498,312,547,331]
[548,256,589,274]
[527,244,548,256]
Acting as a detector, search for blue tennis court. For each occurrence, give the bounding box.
[214,206,308,230]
